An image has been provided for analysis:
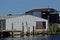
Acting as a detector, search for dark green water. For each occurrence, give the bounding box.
[0,35,60,40]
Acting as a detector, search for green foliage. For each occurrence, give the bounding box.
[56,27,60,32]
[48,24,60,32]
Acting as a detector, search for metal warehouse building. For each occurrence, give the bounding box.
[25,8,59,24]
[0,15,48,33]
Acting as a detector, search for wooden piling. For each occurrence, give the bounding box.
[20,22,24,37]
[33,26,35,36]
[0,29,3,38]
[0,21,3,38]
[26,27,30,36]
[26,22,30,36]
[11,23,14,37]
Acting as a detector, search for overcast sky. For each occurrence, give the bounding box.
[0,0,60,16]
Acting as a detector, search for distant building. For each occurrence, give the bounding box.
[0,15,48,33]
[25,8,59,24]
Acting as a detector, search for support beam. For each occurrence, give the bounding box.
[11,23,14,37]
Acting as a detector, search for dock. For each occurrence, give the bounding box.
[0,30,21,37]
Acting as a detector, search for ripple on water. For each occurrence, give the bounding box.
[0,35,60,40]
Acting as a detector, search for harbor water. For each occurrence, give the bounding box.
[0,35,60,40]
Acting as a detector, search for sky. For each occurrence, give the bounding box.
[0,0,60,16]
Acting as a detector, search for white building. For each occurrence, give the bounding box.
[0,15,48,33]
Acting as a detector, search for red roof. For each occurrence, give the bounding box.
[28,8,56,12]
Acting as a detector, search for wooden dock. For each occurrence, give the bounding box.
[0,30,21,37]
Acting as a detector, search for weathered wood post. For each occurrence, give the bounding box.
[12,23,14,37]
[0,21,3,38]
[27,27,30,36]
[26,21,30,36]
[42,26,45,35]
[33,26,35,36]
[26,21,28,35]
[20,22,24,37]
[0,29,2,38]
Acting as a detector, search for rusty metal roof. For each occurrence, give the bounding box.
[27,8,57,12]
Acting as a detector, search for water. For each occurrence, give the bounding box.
[0,35,60,40]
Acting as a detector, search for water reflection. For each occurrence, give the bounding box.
[0,35,60,40]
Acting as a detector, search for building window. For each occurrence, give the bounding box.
[33,12,41,17]
[25,12,33,15]
[0,20,6,30]
[42,22,46,29]
[36,21,46,29]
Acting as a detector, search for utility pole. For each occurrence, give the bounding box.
[47,15,50,34]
